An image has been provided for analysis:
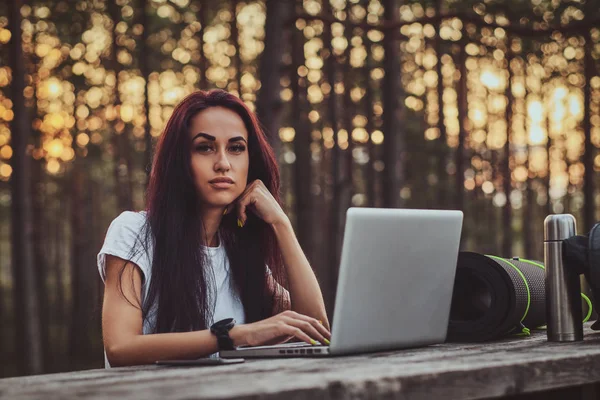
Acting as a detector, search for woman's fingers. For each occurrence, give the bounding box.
[283,311,331,339]
[234,183,257,226]
[281,316,328,345]
[223,181,254,220]
[251,312,332,346]
[236,196,251,226]
[279,325,314,345]
[301,316,331,339]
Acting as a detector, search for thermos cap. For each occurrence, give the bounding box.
[544,214,576,241]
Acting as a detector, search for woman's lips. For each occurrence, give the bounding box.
[209,178,234,189]
[210,181,234,189]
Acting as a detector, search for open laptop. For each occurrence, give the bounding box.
[220,207,464,358]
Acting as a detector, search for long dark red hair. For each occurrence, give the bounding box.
[131,89,286,333]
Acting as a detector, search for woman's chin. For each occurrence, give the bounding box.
[200,193,240,208]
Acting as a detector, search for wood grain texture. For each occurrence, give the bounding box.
[2,325,600,400]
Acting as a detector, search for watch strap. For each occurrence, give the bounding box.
[210,318,236,351]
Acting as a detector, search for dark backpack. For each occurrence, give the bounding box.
[563,222,600,330]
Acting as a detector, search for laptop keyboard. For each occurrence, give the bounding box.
[278,346,327,355]
[236,341,329,355]
[237,342,326,349]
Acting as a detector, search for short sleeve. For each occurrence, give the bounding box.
[97,211,152,284]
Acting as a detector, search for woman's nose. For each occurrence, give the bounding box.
[214,149,231,171]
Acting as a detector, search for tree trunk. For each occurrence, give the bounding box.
[28,22,50,372]
[290,0,313,263]
[55,180,68,366]
[382,0,404,208]
[31,89,50,374]
[323,0,340,318]
[139,0,152,185]
[67,19,98,362]
[342,1,354,210]
[523,74,535,259]
[230,0,242,97]
[90,174,103,357]
[455,38,467,212]
[583,30,595,233]
[8,0,44,375]
[50,177,67,371]
[489,149,498,242]
[256,0,289,158]
[363,37,376,207]
[31,158,50,372]
[109,0,134,212]
[502,35,514,257]
[0,210,4,362]
[198,0,209,90]
[524,144,534,259]
[68,161,97,369]
[546,99,552,216]
[435,0,447,207]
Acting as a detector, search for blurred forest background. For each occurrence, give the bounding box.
[1,0,599,378]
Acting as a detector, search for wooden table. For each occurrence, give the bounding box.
[2,325,600,400]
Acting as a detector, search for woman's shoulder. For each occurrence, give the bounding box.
[98,210,152,283]
[109,210,148,229]
[105,210,149,242]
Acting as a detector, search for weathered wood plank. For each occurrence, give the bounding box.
[2,325,600,400]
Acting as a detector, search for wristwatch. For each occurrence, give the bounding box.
[210,318,236,351]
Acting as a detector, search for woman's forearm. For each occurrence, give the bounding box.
[106,325,252,366]
[105,329,219,366]
[271,218,330,329]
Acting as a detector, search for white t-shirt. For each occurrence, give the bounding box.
[97,211,246,367]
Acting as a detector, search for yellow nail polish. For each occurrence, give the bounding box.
[237,219,242,227]
[324,339,330,345]
[223,209,227,215]
[310,339,318,345]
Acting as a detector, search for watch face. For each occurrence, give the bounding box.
[214,318,235,329]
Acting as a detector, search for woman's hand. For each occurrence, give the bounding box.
[224,179,287,227]
[229,310,331,347]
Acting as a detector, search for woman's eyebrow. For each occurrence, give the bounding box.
[229,136,247,143]
[192,133,247,143]
[192,132,215,141]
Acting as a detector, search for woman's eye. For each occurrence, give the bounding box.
[229,144,246,153]
[195,144,213,153]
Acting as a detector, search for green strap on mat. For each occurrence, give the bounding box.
[582,293,593,323]
[485,256,593,334]
[519,258,593,323]
[487,256,531,324]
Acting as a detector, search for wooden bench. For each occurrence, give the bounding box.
[1,324,600,400]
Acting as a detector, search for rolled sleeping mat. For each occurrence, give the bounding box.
[446,252,592,342]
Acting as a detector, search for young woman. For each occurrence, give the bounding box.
[97,89,330,367]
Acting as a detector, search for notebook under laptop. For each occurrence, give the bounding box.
[220,208,464,358]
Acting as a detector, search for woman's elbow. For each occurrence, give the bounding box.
[105,339,139,367]
[105,343,128,367]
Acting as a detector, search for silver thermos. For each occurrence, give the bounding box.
[544,214,583,342]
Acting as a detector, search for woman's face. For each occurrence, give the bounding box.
[189,106,249,209]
